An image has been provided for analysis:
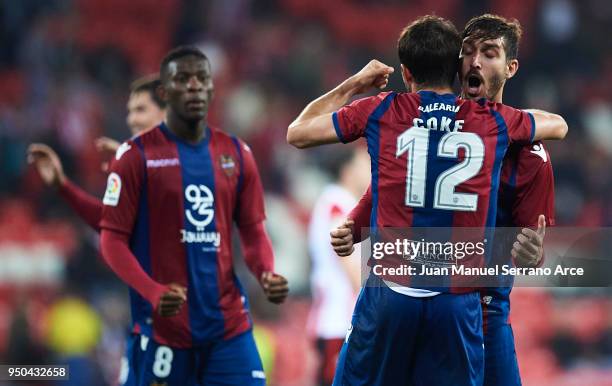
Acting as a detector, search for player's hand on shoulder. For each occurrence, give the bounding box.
[27,143,66,188]
[330,219,355,257]
[512,215,546,268]
[349,60,394,95]
[260,272,289,305]
[157,283,187,317]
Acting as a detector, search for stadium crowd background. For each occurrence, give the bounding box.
[1,0,611,385]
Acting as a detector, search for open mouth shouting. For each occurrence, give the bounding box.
[465,72,485,99]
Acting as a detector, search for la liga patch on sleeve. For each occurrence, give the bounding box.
[103,172,122,206]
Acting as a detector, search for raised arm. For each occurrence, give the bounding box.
[287,60,394,148]
[28,143,103,231]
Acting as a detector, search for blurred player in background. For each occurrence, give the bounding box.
[307,145,370,386]
[99,46,288,386]
[27,75,166,232]
[287,15,566,386]
[27,75,167,386]
[330,14,556,386]
[96,75,167,167]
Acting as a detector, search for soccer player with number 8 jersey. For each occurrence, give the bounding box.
[99,46,288,386]
[287,15,567,386]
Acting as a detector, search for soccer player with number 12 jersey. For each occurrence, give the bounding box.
[331,14,556,386]
[288,15,566,386]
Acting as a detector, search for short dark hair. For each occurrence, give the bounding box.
[462,14,523,60]
[160,45,208,79]
[398,15,461,88]
[130,74,166,109]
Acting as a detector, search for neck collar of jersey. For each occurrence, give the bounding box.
[159,121,210,149]
[416,90,457,98]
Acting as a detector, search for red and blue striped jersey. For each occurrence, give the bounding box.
[101,123,266,348]
[333,90,535,231]
[482,141,555,329]
[497,142,555,228]
[333,91,535,291]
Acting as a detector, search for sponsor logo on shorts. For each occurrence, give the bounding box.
[251,370,266,379]
[118,356,129,385]
[345,324,353,343]
[140,335,149,351]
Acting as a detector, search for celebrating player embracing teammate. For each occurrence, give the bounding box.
[26,11,566,386]
[287,15,566,386]
[330,14,556,386]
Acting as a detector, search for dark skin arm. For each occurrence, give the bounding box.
[260,272,289,304]
[330,219,356,257]
[158,283,188,317]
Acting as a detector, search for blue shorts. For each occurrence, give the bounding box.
[484,323,521,386]
[333,276,483,386]
[119,333,142,386]
[128,329,264,386]
[480,288,521,386]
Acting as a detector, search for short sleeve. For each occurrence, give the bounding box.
[495,104,535,144]
[333,93,390,143]
[100,141,145,235]
[235,141,266,227]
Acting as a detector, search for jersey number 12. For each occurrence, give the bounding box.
[396,127,485,211]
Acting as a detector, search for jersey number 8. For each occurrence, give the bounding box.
[153,346,174,378]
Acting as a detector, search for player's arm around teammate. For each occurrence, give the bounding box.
[330,187,547,268]
[330,184,373,257]
[287,60,568,149]
[512,214,546,267]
